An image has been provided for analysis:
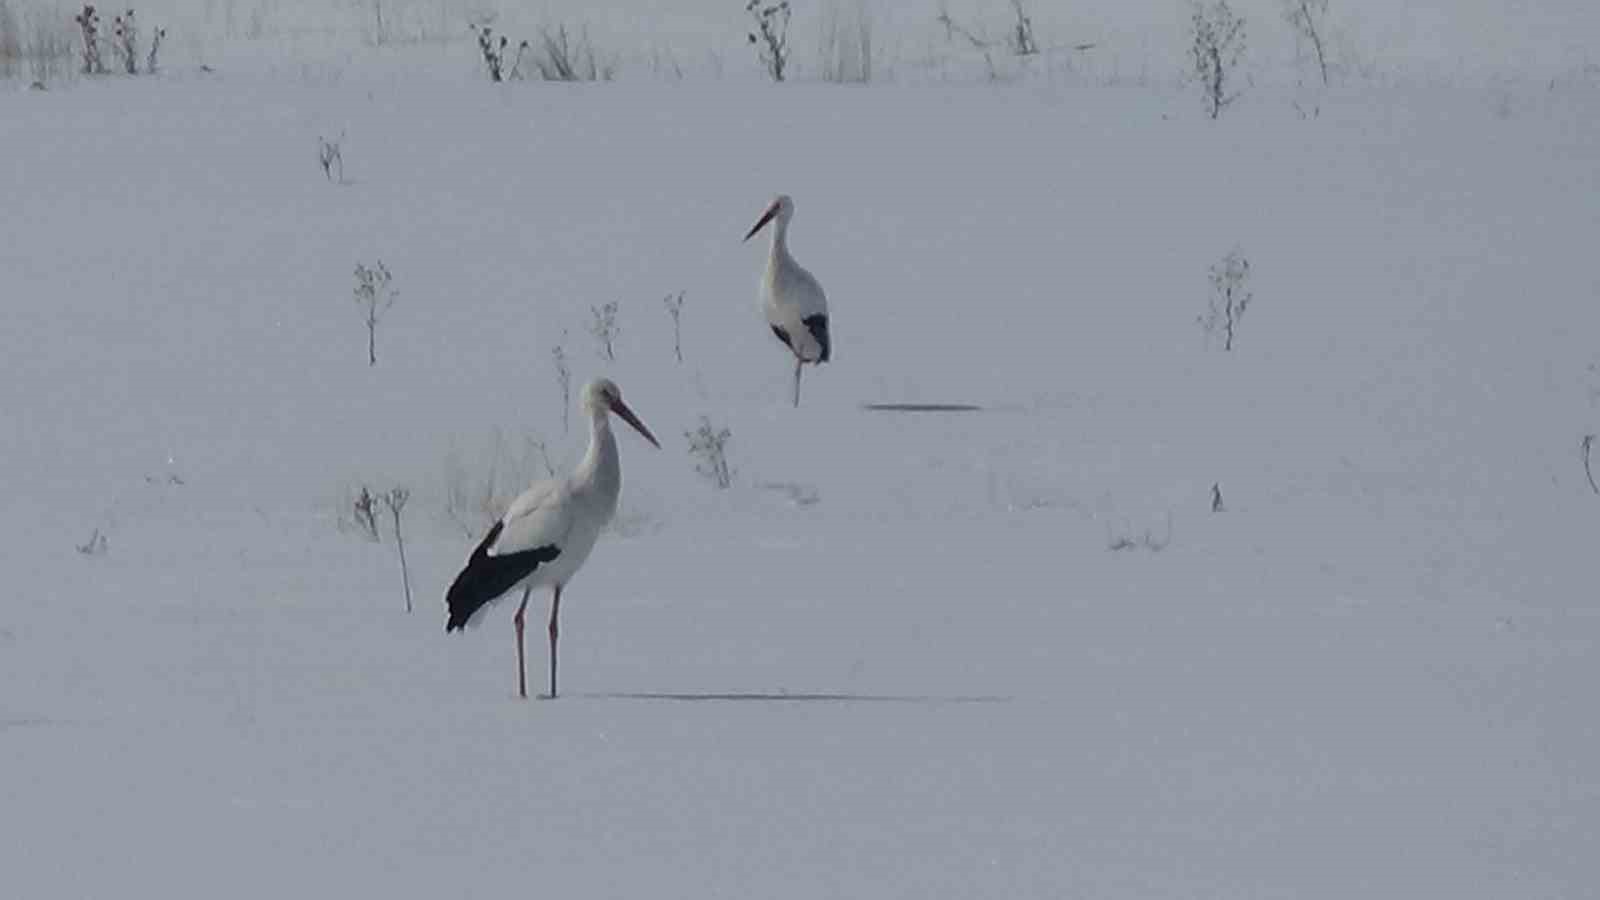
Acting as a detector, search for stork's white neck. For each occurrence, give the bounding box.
[768,216,792,261]
[574,407,621,502]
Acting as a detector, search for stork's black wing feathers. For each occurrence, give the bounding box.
[444,520,561,632]
[803,314,830,363]
[772,319,830,364]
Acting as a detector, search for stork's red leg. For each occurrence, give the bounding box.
[513,587,531,699]
[793,358,803,408]
[547,584,563,699]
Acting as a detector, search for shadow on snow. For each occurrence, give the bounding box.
[577,691,1011,705]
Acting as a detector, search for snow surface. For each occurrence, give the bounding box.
[3,2,1599,897]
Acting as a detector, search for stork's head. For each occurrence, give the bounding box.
[743,194,795,242]
[581,378,661,448]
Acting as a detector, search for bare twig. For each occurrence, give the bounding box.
[663,291,685,363]
[76,528,108,556]
[470,24,516,82]
[552,339,571,434]
[382,487,412,612]
[686,417,733,489]
[507,39,529,80]
[73,4,103,74]
[1191,1,1247,119]
[110,9,134,74]
[372,0,386,46]
[1283,0,1329,86]
[145,22,162,73]
[935,2,988,50]
[318,133,344,183]
[526,24,613,81]
[1199,249,1253,351]
[589,301,620,361]
[1583,435,1599,495]
[746,0,791,82]
[352,261,396,366]
[1007,0,1037,56]
[352,486,381,541]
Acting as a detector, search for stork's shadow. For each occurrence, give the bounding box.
[578,691,1010,705]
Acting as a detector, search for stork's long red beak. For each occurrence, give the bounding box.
[743,202,780,242]
[609,398,661,449]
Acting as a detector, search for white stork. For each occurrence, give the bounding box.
[445,378,660,699]
[744,194,831,407]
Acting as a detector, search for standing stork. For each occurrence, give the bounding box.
[445,378,660,699]
[744,194,831,407]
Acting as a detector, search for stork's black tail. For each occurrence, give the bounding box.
[803,314,831,364]
[444,521,561,632]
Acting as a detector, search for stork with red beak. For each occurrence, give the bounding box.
[445,378,660,699]
[744,194,831,407]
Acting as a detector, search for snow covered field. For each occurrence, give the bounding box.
[3,1,1599,897]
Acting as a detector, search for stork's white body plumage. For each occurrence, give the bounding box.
[745,194,831,406]
[761,235,829,363]
[487,455,611,592]
[445,378,659,699]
